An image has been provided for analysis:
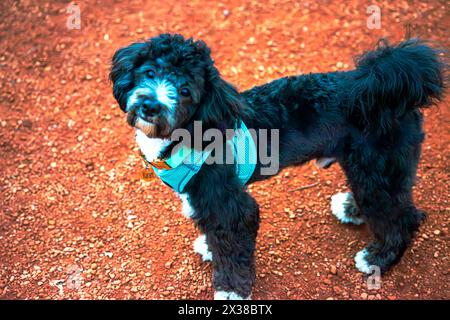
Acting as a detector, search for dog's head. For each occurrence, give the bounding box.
[110,33,243,138]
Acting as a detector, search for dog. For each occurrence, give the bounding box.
[110,34,444,299]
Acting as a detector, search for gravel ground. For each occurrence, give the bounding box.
[0,0,448,300]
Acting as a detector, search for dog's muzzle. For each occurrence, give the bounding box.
[125,80,178,137]
[137,98,163,118]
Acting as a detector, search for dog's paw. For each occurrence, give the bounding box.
[214,291,251,300]
[331,192,364,225]
[354,249,373,274]
[193,235,212,262]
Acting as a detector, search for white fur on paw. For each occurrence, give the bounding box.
[178,193,194,218]
[354,249,372,274]
[193,235,212,262]
[214,291,250,300]
[331,192,364,225]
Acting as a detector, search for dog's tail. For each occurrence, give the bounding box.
[348,38,445,127]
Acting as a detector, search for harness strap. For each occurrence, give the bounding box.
[140,120,256,193]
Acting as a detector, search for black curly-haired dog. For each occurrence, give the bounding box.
[110,34,444,299]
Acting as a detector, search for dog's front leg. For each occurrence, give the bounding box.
[194,188,260,300]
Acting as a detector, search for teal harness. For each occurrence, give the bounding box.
[141,121,257,193]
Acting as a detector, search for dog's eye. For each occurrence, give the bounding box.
[180,88,190,97]
[147,69,156,78]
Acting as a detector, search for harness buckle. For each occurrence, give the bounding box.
[150,159,172,170]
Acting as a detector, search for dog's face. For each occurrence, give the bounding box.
[110,34,243,138]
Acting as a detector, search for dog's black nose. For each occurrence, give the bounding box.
[141,99,162,117]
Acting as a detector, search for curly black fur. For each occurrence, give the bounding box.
[110,34,445,298]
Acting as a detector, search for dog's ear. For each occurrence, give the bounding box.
[109,42,148,111]
[199,72,243,131]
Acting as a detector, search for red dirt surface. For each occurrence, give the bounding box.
[0,0,448,300]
